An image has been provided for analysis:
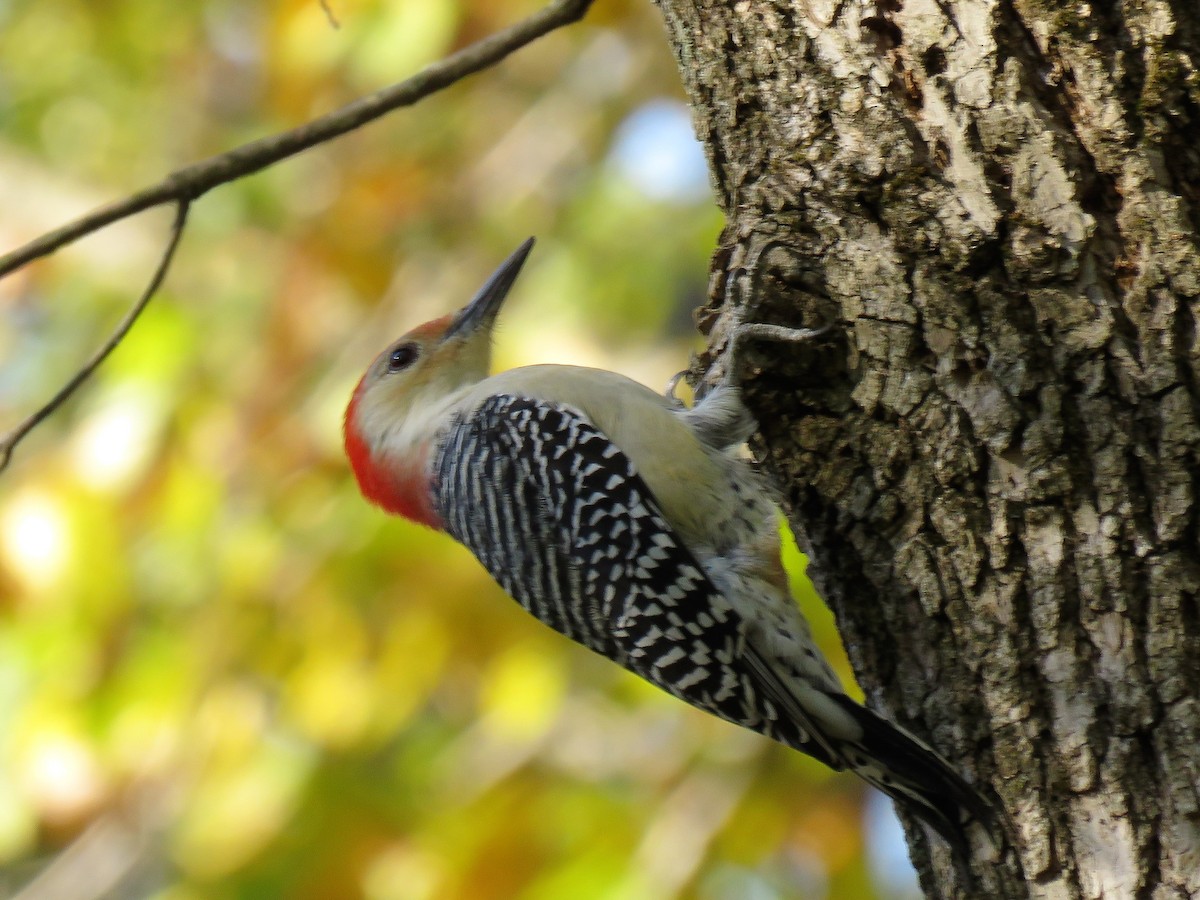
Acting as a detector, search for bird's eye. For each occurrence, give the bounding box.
[387,343,419,372]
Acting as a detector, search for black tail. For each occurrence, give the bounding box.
[825,692,1004,855]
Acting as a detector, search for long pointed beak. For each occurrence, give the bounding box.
[443,237,535,341]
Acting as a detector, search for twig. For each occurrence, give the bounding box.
[0,0,593,279]
[0,0,594,474]
[318,0,340,29]
[0,202,190,474]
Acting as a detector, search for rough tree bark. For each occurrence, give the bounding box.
[650,1,1200,897]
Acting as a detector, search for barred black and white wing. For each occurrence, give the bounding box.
[431,394,841,766]
[431,393,1000,851]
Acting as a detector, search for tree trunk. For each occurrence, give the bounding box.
[649,1,1200,896]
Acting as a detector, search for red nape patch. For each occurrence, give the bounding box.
[343,391,443,530]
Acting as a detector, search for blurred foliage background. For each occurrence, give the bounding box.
[0,0,920,897]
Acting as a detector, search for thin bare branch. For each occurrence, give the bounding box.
[318,0,341,29]
[0,0,594,474]
[0,202,191,474]
[0,0,593,278]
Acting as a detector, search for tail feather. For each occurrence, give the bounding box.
[824,692,1004,854]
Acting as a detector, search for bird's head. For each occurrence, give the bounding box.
[343,237,534,523]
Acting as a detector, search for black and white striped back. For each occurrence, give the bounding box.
[429,393,1000,850]
[431,394,808,747]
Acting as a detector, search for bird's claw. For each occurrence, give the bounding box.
[664,370,690,408]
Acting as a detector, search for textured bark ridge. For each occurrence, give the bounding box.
[651,1,1200,897]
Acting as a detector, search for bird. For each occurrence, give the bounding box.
[343,237,1000,853]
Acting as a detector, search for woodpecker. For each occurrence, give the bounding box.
[344,238,999,852]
